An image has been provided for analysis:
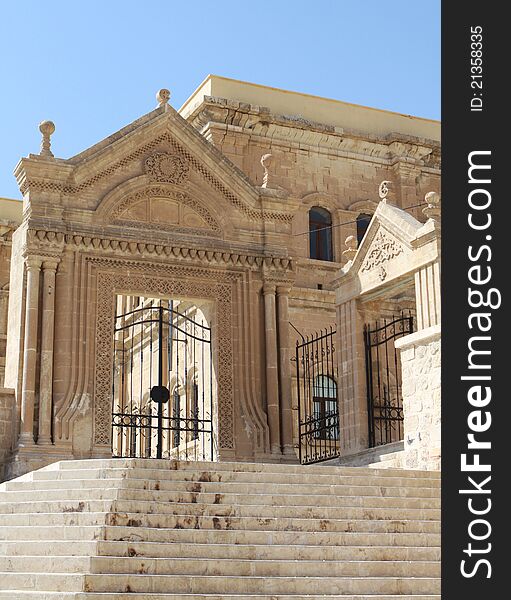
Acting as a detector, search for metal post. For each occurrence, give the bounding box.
[157,305,164,459]
[295,341,302,464]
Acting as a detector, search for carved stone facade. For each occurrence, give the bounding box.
[0,76,440,478]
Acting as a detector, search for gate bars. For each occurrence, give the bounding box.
[364,313,414,448]
[295,327,340,464]
[111,300,214,460]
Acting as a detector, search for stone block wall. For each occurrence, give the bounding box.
[395,325,441,470]
[0,387,15,480]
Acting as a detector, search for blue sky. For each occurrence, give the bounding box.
[0,0,440,200]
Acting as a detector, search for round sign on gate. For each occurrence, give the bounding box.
[150,385,170,404]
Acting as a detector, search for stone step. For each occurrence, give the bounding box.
[0,539,441,562]
[25,467,440,488]
[0,593,442,600]
[0,573,441,595]
[0,524,442,546]
[338,443,405,469]
[0,460,441,598]
[100,525,441,547]
[1,477,441,498]
[0,555,441,577]
[48,458,440,479]
[0,498,441,521]
[0,511,441,534]
[0,487,441,509]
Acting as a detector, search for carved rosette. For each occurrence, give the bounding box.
[361,230,404,273]
[145,152,189,184]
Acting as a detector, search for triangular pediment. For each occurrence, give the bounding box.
[17,102,265,229]
[337,200,424,297]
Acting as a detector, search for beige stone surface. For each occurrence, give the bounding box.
[395,326,441,470]
[0,458,440,598]
[0,78,440,475]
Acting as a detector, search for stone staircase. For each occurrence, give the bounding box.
[0,459,440,599]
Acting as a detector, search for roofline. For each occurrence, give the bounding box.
[179,74,440,124]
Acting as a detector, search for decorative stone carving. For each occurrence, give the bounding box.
[156,88,171,107]
[145,152,189,184]
[422,191,441,221]
[342,235,358,261]
[93,265,236,450]
[39,121,55,157]
[110,186,221,236]
[361,230,404,273]
[378,180,391,200]
[260,154,273,188]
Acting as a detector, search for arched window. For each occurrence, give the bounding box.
[312,375,339,440]
[356,213,372,245]
[309,207,333,261]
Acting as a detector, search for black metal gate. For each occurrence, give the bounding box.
[295,327,340,464]
[364,313,414,448]
[111,300,214,460]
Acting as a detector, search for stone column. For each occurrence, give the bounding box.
[19,257,42,445]
[263,283,281,454]
[276,285,293,456]
[37,258,60,445]
[336,298,368,454]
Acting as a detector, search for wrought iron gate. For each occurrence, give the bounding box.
[295,327,340,464]
[111,300,214,460]
[364,313,414,448]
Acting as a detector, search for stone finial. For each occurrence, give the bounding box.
[156,88,171,107]
[342,235,358,261]
[378,180,391,201]
[39,120,55,157]
[423,191,441,221]
[260,153,273,188]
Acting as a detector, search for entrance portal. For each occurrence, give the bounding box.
[294,327,340,465]
[111,296,214,461]
[363,313,414,448]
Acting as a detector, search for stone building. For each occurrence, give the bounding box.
[0,76,441,480]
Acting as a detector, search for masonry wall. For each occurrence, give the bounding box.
[397,326,441,470]
[0,388,15,480]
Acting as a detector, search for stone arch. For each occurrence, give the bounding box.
[95,176,226,238]
[347,200,378,214]
[301,192,339,211]
[91,266,235,456]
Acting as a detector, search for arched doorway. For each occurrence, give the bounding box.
[111,295,214,461]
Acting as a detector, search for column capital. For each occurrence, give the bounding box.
[262,283,276,295]
[42,257,61,271]
[276,284,292,296]
[25,256,43,270]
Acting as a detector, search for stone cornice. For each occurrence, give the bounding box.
[25,228,295,273]
[188,96,441,169]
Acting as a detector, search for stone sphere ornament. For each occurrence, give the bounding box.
[39,120,56,157]
[156,88,171,107]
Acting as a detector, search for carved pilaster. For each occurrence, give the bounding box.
[276,285,293,456]
[262,283,281,454]
[38,258,60,445]
[19,257,42,445]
